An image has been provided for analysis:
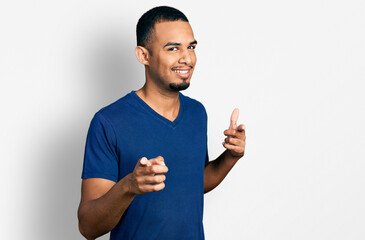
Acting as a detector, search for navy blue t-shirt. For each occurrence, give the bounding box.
[82,91,209,240]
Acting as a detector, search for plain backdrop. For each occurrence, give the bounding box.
[1,0,364,239]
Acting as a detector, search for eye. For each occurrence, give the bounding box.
[188,45,196,50]
[168,47,178,51]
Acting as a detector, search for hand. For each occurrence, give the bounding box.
[128,156,168,195]
[223,108,246,158]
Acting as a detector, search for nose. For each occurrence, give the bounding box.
[178,49,193,65]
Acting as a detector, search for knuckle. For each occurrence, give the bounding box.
[136,185,144,192]
[150,165,157,173]
[134,172,142,180]
[134,168,141,175]
[136,176,143,184]
[146,167,153,175]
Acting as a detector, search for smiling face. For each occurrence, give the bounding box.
[145,20,197,92]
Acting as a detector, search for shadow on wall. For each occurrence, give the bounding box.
[85,32,144,104]
[33,29,143,239]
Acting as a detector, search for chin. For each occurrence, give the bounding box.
[169,81,190,91]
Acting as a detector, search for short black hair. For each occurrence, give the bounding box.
[136,6,189,48]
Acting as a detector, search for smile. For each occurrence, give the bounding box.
[173,70,189,74]
[172,68,191,78]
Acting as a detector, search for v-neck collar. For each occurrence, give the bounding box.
[131,90,184,128]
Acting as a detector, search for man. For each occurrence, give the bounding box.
[78,6,246,240]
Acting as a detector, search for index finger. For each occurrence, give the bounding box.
[149,156,166,166]
[229,108,239,130]
[143,164,169,175]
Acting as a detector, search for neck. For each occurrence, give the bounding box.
[135,82,180,122]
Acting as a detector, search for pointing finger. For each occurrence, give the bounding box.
[144,165,168,175]
[229,108,239,130]
[149,156,166,166]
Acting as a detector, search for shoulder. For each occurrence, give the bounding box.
[93,91,136,125]
[98,91,134,115]
[180,93,207,118]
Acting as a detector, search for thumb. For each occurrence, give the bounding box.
[139,157,151,167]
[229,108,239,130]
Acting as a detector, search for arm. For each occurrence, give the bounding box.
[204,108,246,193]
[78,177,134,240]
[78,156,167,239]
[204,149,241,193]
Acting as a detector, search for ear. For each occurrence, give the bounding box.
[135,46,150,66]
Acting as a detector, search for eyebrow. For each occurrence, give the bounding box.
[163,40,198,48]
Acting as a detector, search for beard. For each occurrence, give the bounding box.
[169,79,190,91]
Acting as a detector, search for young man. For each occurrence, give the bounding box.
[78,6,246,240]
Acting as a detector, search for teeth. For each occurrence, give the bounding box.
[174,70,189,74]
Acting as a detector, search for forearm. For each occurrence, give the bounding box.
[204,150,241,193]
[78,174,135,239]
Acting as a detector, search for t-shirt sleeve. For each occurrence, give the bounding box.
[205,146,209,166]
[201,103,209,167]
[81,112,119,182]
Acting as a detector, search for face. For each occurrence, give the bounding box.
[146,20,197,92]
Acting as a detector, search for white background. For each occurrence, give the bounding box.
[1,0,364,239]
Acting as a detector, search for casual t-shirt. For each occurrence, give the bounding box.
[82,91,209,240]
